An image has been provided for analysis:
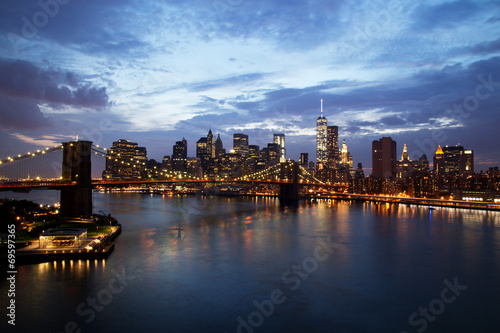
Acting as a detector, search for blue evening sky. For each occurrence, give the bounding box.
[0,0,499,172]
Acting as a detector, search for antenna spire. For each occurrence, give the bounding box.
[321,98,324,117]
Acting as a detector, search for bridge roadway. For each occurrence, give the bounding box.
[2,179,498,210]
[0,178,329,191]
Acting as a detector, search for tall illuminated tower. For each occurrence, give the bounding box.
[207,128,215,159]
[316,99,327,166]
[233,133,249,157]
[273,134,286,162]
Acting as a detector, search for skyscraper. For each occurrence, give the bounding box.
[462,149,474,173]
[396,143,415,179]
[172,138,187,172]
[372,137,397,179]
[340,139,353,168]
[326,125,339,169]
[353,163,366,194]
[433,145,445,175]
[273,134,286,162]
[267,143,281,165]
[434,145,474,175]
[299,153,309,168]
[103,139,148,179]
[207,129,215,159]
[248,145,260,158]
[215,133,224,159]
[316,99,327,166]
[196,137,209,170]
[233,133,249,157]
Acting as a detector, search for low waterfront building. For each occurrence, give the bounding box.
[39,228,87,249]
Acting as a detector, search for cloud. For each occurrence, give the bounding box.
[0,0,499,172]
[0,59,111,130]
[468,38,500,55]
[186,73,269,92]
[0,95,48,130]
[380,116,407,126]
[11,133,65,147]
[410,1,480,32]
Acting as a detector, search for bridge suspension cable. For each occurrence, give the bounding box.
[0,144,109,181]
[0,146,64,180]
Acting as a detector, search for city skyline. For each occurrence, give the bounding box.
[0,1,500,171]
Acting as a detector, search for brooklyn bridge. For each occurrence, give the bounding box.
[0,140,341,217]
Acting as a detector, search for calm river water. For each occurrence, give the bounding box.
[1,191,500,332]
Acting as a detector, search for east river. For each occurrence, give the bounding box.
[1,191,500,332]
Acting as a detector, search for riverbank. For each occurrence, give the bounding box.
[308,193,500,211]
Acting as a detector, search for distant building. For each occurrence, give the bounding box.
[196,137,209,171]
[372,137,397,179]
[216,152,243,179]
[395,145,432,198]
[267,143,281,166]
[207,129,215,159]
[299,153,309,168]
[396,144,415,179]
[326,125,339,169]
[161,156,172,174]
[434,145,474,176]
[308,161,315,172]
[273,134,286,162]
[433,145,445,175]
[249,145,260,158]
[260,147,269,162]
[340,140,353,169]
[334,140,353,182]
[103,139,148,179]
[416,154,430,173]
[172,138,187,172]
[215,133,224,159]
[353,163,365,194]
[233,133,249,157]
[186,157,202,178]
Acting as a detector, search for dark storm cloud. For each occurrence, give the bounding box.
[0,59,111,129]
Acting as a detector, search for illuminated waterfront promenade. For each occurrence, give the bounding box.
[310,192,500,211]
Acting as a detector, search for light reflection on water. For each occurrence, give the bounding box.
[3,193,500,332]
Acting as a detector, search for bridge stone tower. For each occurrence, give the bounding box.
[279,161,299,204]
[60,140,93,218]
